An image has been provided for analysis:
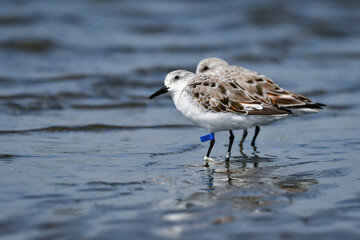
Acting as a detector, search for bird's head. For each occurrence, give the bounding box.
[196,57,229,75]
[149,70,195,99]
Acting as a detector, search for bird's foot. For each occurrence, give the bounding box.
[204,156,215,162]
[225,152,231,161]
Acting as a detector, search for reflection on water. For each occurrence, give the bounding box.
[158,149,321,239]
[0,0,360,239]
[190,151,317,201]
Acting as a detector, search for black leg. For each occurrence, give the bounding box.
[251,126,260,147]
[225,131,234,160]
[205,133,215,159]
[239,129,248,147]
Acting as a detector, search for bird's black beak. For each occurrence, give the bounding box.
[149,86,169,99]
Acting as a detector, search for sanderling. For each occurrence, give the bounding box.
[149,70,290,161]
[196,58,325,147]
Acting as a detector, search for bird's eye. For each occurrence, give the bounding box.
[174,75,180,80]
[203,66,209,71]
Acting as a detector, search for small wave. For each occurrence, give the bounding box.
[0,124,195,135]
[37,74,97,83]
[0,74,162,88]
[130,25,191,35]
[0,154,15,159]
[87,180,149,186]
[0,74,96,84]
[23,194,69,199]
[0,76,13,83]
[149,144,200,157]
[0,39,56,53]
[71,102,147,109]
[0,154,15,162]
[5,101,63,112]
[78,188,116,192]
[0,92,89,100]
[0,15,42,26]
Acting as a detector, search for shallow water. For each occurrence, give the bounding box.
[1,0,360,239]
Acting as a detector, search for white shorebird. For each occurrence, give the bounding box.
[196,58,325,148]
[149,70,293,161]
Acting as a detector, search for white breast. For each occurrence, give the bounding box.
[171,91,286,132]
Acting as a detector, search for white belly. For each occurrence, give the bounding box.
[173,93,287,133]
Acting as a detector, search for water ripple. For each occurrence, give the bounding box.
[0,124,195,135]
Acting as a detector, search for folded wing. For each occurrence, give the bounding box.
[188,75,290,116]
[217,66,325,110]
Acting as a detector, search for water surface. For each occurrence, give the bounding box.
[0,0,360,239]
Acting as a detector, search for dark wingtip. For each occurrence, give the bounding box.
[281,108,293,114]
[284,102,326,109]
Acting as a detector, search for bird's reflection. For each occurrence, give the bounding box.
[203,146,277,191]
[182,148,318,217]
[189,145,317,205]
[202,165,215,191]
[201,147,271,191]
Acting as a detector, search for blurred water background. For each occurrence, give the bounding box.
[0,0,360,239]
